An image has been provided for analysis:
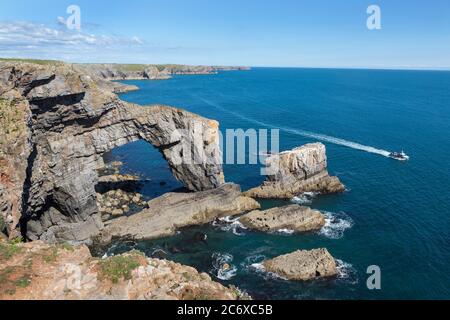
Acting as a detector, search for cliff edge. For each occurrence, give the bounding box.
[0,61,224,242]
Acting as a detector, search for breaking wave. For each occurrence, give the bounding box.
[291,192,319,205]
[336,259,358,285]
[211,252,237,280]
[319,211,354,239]
[212,216,248,236]
[275,228,295,235]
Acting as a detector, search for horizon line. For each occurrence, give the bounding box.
[1,56,450,72]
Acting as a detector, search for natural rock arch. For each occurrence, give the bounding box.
[0,62,224,242]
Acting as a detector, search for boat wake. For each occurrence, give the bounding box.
[192,94,391,158]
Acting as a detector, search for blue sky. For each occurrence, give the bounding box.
[0,0,449,69]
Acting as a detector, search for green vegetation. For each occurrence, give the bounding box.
[99,252,142,283]
[0,238,22,260]
[57,241,75,252]
[113,64,148,72]
[43,247,59,263]
[15,276,31,288]
[0,266,14,284]
[0,57,63,65]
[0,215,5,233]
[0,98,28,156]
[0,266,32,295]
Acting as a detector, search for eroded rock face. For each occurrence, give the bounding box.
[245,143,345,199]
[0,240,245,300]
[263,248,337,281]
[78,64,250,81]
[102,183,260,241]
[239,205,325,233]
[0,62,224,242]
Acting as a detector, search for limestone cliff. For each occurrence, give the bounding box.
[0,62,224,242]
[245,143,345,199]
[78,63,250,81]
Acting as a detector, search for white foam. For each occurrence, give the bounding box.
[212,216,247,236]
[248,262,288,281]
[276,228,295,235]
[249,262,265,272]
[291,192,319,205]
[193,94,391,158]
[211,252,237,280]
[319,211,354,239]
[335,259,358,284]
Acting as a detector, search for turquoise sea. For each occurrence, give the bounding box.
[101,68,450,299]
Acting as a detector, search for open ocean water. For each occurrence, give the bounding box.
[100,68,450,299]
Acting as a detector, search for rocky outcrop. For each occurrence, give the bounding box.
[245,143,345,199]
[239,205,325,233]
[263,248,337,281]
[0,240,246,300]
[79,64,250,81]
[0,97,32,240]
[102,183,260,241]
[0,62,225,242]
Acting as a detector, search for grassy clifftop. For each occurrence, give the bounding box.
[0,58,64,66]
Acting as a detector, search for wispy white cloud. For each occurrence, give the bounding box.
[0,20,210,64]
[0,21,144,47]
[0,20,149,62]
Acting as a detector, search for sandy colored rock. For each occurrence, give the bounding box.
[263,248,337,281]
[245,143,345,199]
[78,64,250,81]
[102,183,260,241]
[0,240,245,300]
[239,205,325,233]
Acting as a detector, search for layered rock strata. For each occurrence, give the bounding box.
[239,205,325,233]
[102,183,260,241]
[245,143,345,199]
[263,248,337,281]
[0,62,224,242]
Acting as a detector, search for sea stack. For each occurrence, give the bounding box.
[263,248,337,281]
[239,205,326,233]
[245,143,345,199]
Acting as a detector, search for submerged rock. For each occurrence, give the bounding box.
[101,183,260,241]
[245,143,345,199]
[239,205,325,233]
[263,248,337,281]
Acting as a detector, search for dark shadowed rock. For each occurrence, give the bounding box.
[0,61,225,242]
